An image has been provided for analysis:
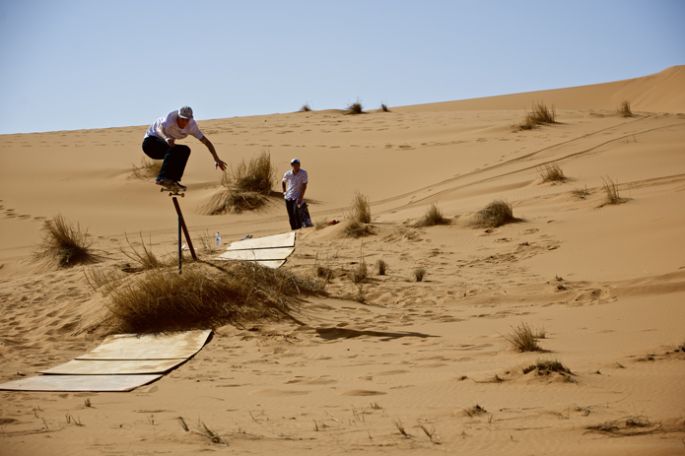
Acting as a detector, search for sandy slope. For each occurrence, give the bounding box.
[1,67,684,455]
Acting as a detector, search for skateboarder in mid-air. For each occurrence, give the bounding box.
[142,106,227,191]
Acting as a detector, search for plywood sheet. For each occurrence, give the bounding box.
[40,358,187,375]
[0,374,162,392]
[76,329,212,361]
[217,247,294,261]
[256,260,286,269]
[227,232,295,250]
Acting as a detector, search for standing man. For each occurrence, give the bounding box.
[282,158,309,230]
[142,106,227,190]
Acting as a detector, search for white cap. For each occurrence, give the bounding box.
[178,106,194,119]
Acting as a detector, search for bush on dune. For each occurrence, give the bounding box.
[618,101,633,117]
[107,262,324,333]
[344,192,374,237]
[203,152,275,214]
[415,204,450,227]
[470,200,516,228]
[538,162,566,183]
[32,215,99,268]
[519,102,557,130]
[346,101,364,115]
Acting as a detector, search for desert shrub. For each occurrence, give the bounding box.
[202,152,275,214]
[538,162,566,183]
[471,200,515,228]
[380,103,390,112]
[601,177,624,205]
[131,158,162,180]
[464,404,487,417]
[413,267,426,282]
[32,215,98,268]
[121,233,162,270]
[299,103,312,112]
[346,101,364,115]
[344,193,373,238]
[376,259,387,276]
[350,192,371,224]
[519,102,556,130]
[84,267,126,296]
[316,265,333,281]
[505,323,543,352]
[107,262,324,333]
[351,262,368,284]
[618,101,633,117]
[415,204,450,227]
[522,359,572,376]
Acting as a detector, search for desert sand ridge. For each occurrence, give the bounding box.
[0,66,684,455]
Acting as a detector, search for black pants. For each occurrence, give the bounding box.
[285,199,301,230]
[142,136,191,182]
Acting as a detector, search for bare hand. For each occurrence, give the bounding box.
[167,138,175,147]
[215,159,227,171]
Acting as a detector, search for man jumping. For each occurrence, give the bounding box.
[142,106,227,190]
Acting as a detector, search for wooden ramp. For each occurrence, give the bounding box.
[215,232,296,268]
[0,330,212,392]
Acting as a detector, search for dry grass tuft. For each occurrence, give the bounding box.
[471,200,516,228]
[601,177,625,206]
[504,323,544,352]
[350,192,371,223]
[346,101,364,115]
[131,158,162,180]
[413,267,426,282]
[32,215,99,268]
[107,262,324,333]
[344,193,374,238]
[519,102,556,130]
[415,204,450,227]
[464,404,488,417]
[121,233,162,270]
[299,103,312,112]
[618,101,633,117]
[394,419,411,439]
[376,259,387,276]
[202,152,275,214]
[198,231,220,255]
[380,103,390,112]
[522,359,572,376]
[351,262,368,284]
[538,162,566,183]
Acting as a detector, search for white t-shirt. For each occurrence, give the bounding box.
[282,169,308,200]
[145,110,204,141]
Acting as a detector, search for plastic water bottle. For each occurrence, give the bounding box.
[214,232,222,248]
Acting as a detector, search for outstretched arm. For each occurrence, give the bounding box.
[200,136,227,171]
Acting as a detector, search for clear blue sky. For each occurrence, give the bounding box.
[1,0,683,134]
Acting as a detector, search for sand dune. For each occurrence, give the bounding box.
[1,67,684,455]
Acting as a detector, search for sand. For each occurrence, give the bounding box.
[1,66,684,455]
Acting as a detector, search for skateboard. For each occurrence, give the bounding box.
[159,185,185,197]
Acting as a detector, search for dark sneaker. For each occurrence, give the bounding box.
[174,181,187,190]
[156,178,179,189]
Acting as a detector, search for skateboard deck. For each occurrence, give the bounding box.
[159,185,185,197]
